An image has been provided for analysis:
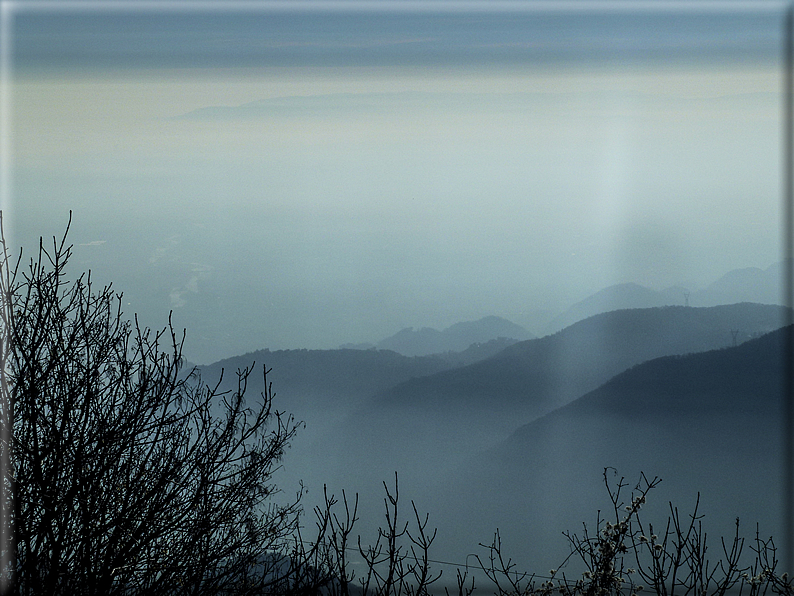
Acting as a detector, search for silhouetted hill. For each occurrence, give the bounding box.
[376,316,534,356]
[443,316,535,348]
[433,325,789,573]
[545,283,688,333]
[691,261,783,306]
[505,322,784,447]
[375,303,785,418]
[328,303,788,521]
[544,261,786,333]
[433,337,523,367]
[338,342,376,350]
[198,347,454,415]
[197,347,459,512]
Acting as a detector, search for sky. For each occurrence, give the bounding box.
[2,0,789,364]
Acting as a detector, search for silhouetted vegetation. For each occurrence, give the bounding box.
[468,469,793,596]
[1,216,306,594]
[3,217,791,595]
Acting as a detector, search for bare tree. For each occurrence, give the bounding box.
[0,214,306,595]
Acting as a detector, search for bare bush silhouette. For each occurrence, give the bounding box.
[473,469,794,596]
[2,215,792,596]
[290,473,443,596]
[0,215,306,595]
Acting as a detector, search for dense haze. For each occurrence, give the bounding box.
[6,2,785,365]
[4,1,792,585]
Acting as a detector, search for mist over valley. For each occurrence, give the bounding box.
[10,6,789,588]
[194,264,790,574]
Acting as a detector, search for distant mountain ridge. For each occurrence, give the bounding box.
[197,347,454,423]
[432,325,789,571]
[373,315,534,357]
[329,303,789,510]
[433,336,523,367]
[545,283,688,333]
[377,303,787,416]
[193,303,791,574]
[196,316,534,434]
[196,346,459,508]
[693,261,783,306]
[545,261,786,333]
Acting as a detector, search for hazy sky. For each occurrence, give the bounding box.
[3,1,788,364]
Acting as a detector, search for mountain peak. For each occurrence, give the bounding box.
[376,316,534,357]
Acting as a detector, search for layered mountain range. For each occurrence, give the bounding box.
[545,261,785,333]
[195,263,791,576]
[431,324,787,570]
